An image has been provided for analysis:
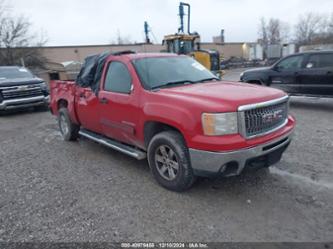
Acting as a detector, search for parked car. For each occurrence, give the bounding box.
[50,51,295,191]
[240,51,333,97]
[0,66,49,111]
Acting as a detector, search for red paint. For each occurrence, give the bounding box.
[50,53,296,152]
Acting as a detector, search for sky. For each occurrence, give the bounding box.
[8,0,333,46]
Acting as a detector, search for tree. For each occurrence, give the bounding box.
[259,18,290,45]
[258,17,290,59]
[109,29,133,45]
[294,13,324,46]
[0,1,47,68]
[294,12,333,46]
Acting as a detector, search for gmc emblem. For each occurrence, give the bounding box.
[262,110,283,123]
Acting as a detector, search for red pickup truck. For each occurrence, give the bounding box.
[50,51,295,191]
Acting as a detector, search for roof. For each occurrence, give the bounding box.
[112,52,179,60]
[298,50,333,55]
[164,33,200,41]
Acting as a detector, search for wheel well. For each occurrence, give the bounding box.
[57,99,68,110]
[144,121,183,148]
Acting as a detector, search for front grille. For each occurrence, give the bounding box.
[243,100,288,138]
[1,85,43,100]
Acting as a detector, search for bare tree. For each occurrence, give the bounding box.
[258,17,290,58]
[110,29,133,45]
[267,18,281,44]
[329,13,333,33]
[294,13,325,46]
[0,1,47,68]
[316,13,333,44]
[259,18,290,44]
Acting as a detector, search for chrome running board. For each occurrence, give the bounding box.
[79,129,146,160]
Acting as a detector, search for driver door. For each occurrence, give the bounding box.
[98,60,140,146]
[269,54,304,94]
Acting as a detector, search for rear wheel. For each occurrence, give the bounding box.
[148,131,196,192]
[58,108,79,141]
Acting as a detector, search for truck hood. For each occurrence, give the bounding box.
[0,77,44,87]
[158,81,286,112]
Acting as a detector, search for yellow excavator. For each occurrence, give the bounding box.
[163,2,223,77]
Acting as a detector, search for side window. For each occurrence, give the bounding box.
[277,55,303,70]
[104,61,132,94]
[306,53,333,69]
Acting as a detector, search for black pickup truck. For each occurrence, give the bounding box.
[0,66,49,111]
[240,51,333,97]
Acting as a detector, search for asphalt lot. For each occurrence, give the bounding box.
[0,69,332,242]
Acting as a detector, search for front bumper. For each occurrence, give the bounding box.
[189,130,293,177]
[0,95,49,111]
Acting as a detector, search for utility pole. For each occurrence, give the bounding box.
[144,21,151,44]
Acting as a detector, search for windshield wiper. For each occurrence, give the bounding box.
[193,77,219,84]
[151,80,195,90]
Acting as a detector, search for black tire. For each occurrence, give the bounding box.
[147,131,196,192]
[58,108,79,141]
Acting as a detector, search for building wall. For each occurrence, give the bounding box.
[201,43,246,59]
[40,44,165,63]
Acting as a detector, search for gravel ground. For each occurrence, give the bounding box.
[0,70,332,242]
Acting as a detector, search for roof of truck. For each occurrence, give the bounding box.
[113,52,179,60]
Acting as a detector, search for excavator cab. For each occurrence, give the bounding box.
[163,34,222,77]
[163,34,197,55]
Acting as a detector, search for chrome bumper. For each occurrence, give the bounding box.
[0,95,49,110]
[189,130,293,177]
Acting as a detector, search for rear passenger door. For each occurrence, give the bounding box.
[269,54,304,94]
[298,52,333,97]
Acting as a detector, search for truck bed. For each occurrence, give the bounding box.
[49,80,77,117]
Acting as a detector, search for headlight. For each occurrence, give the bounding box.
[240,72,244,79]
[202,112,238,136]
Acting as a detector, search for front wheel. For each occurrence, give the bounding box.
[147,131,196,192]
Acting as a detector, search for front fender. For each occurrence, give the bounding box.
[142,102,199,143]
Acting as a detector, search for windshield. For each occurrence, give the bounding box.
[0,67,34,80]
[133,56,217,90]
